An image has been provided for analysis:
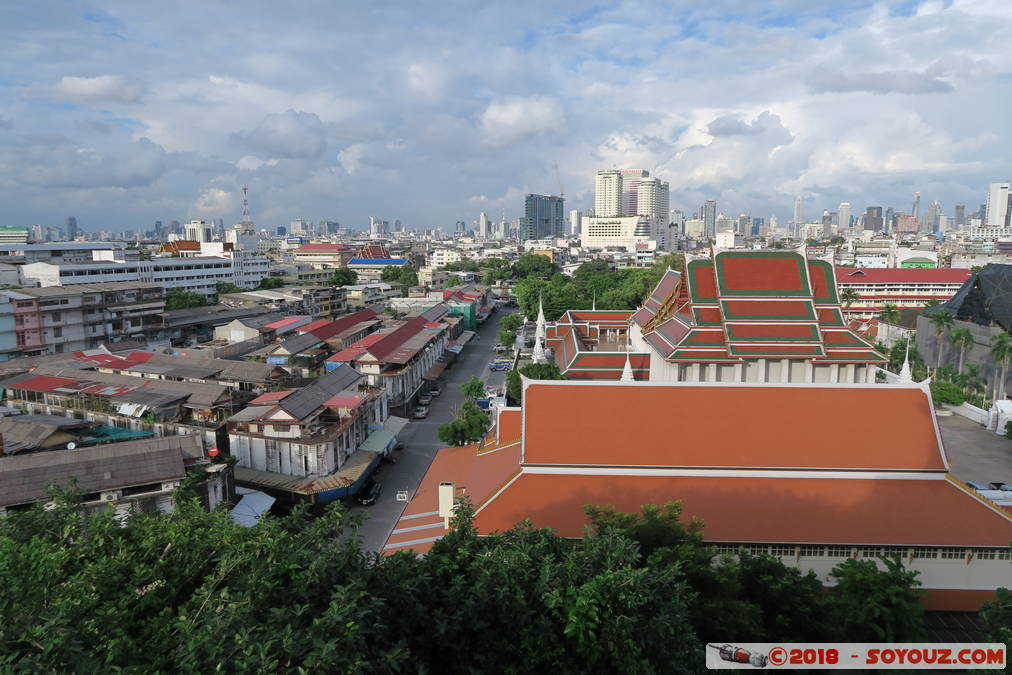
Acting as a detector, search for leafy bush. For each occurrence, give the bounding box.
[1005,421,1012,440]
[930,380,965,406]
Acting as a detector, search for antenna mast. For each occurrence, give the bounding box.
[241,185,251,225]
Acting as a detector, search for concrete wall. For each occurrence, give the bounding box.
[916,315,1007,393]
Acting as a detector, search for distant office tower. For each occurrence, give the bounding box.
[864,206,883,231]
[393,219,402,233]
[621,169,649,216]
[455,221,466,235]
[955,205,966,227]
[569,210,582,236]
[276,226,287,236]
[636,177,669,221]
[822,210,834,238]
[884,207,895,234]
[184,220,213,243]
[522,194,565,241]
[985,182,1012,227]
[751,217,765,236]
[369,216,384,237]
[702,200,717,238]
[912,192,921,221]
[65,216,78,239]
[895,215,919,233]
[793,196,802,224]
[595,170,623,217]
[291,218,312,235]
[838,202,851,231]
[923,201,942,232]
[478,212,490,239]
[736,214,751,235]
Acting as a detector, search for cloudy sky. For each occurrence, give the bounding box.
[1,0,1010,231]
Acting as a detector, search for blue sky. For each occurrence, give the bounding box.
[0,0,1010,231]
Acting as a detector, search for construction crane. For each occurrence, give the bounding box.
[553,161,564,199]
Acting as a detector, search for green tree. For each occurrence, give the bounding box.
[990,331,1012,401]
[329,268,358,286]
[215,281,244,295]
[165,288,208,311]
[927,309,954,370]
[930,379,965,406]
[505,370,521,406]
[948,327,974,375]
[826,557,926,642]
[498,327,517,348]
[500,313,523,332]
[980,586,1012,658]
[437,401,490,446]
[256,276,285,290]
[511,254,557,280]
[461,375,486,400]
[877,303,901,324]
[520,362,564,380]
[840,288,860,307]
[888,337,925,377]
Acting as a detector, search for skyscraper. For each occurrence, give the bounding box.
[455,221,466,235]
[884,207,895,234]
[620,169,649,216]
[522,194,565,241]
[478,212,489,239]
[636,177,669,222]
[864,206,883,232]
[955,205,966,227]
[65,216,78,239]
[912,192,921,221]
[595,170,623,217]
[985,182,1011,228]
[569,210,582,237]
[702,200,717,238]
[838,202,851,232]
[793,196,802,225]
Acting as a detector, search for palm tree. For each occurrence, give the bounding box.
[990,332,1012,402]
[841,288,860,308]
[927,310,954,370]
[948,328,974,375]
[878,303,901,324]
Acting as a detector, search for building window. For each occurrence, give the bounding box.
[860,547,881,558]
[769,545,796,558]
[53,327,62,338]
[940,548,966,560]
[974,549,996,560]
[998,549,1011,561]
[913,547,938,559]
[798,545,824,557]
[824,545,851,557]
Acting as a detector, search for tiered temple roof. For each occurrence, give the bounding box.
[635,249,886,364]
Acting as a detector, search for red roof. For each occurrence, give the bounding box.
[10,375,81,392]
[263,316,310,331]
[835,267,971,284]
[327,332,386,362]
[298,319,333,334]
[366,316,429,362]
[308,309,378,340]
[522,382,946,471]
[249,389,296,405]
[324,394,363,409]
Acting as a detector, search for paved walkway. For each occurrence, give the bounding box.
[937,414,1012,485]
[352,309,513,553]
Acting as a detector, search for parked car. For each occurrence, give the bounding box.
[489,361,511,371]
[418,394,432,406]
[429,384,443,397]
[413,406,429,419]
[356,480,383,506]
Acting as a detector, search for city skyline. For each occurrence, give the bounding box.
[2,2,1012,230]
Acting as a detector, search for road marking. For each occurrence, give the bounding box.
[391,521,444,535]
[383,534,444,551]
[400,509,439,520]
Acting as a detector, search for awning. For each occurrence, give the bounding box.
[446,344,463,354]
[230,487,276,527]
[423,361,448,381]
[359,429,397,454]
[458,330,476,344]
[115,402,149,417]
[383,415,409,437]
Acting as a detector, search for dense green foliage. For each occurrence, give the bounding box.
[506,362,565,406]
[380,265,418,290]
[215,281,245,295]
[498,312,523,347]
[165,287,208,311]
[930,379,965,406]
[515,254,683,321]
[257,277,285,290]
[0,492,936,672]
[436,401,490,446]
[438,260,481,273]
[460,375,486,400]
[329,268,358,286]
[511,253,558,280]
[981,587,1012,656]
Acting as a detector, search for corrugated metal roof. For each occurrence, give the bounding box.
[278,364,362,420]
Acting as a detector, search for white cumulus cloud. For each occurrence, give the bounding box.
[47,75,144,103]
[480,96,566,147]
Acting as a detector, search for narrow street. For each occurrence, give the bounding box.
[352,307,514,553]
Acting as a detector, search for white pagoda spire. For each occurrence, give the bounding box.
[619,329,634,382]
[535,294,547,342]
[532,332,547,364]
[592,290,596,311]
[898,339,913,383]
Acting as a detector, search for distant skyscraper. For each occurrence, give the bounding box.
[478,212,489,239]
[276,226,287,236]
[522,194,565,241]
[65,216,78,239]
[793,196,802,224]
[864,206,883,232]
[955,205,966,227]
[369,216,384,237]
[702,200,717,238]
[455,220,466,235]
[620,169,649,216]
[184,220,213,243]
[884,207,895,234]
[922,201,942,233]
[822,210,834,238]
[838,202,851,231]
[985,182,1011,228]
[911,192,921,221]
[569,210,582,237]
[636,177,669,222]
[393,219,402,233]
[595,170,623,217]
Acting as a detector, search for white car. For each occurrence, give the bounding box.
[413,406,429,419]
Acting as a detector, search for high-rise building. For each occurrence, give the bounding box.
[455,221,466,235]
[569,210,582,237]
[636,177,669,222]
[393,219,402,233]
[620,169,649,216]
[821,210,834,238]
[65,217,78,239]
[369,216,385,237]
[922,201,942,233]
[838,202,852,231]
[793,196,802,224]
[955,205,966,227]
[864,206,883,232]
[985,182,1011,228]
[184,220,213,243]
[702,200,717,238]
[522,194,565,241]
[594,170,623,217]
[912,192,921,221]
[884,207,895,234]
[276,226,287,236]
[478,212,489,239]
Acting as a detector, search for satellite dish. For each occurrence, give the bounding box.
[66,442,76,450]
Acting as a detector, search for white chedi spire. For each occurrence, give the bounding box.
[898,339,913,383]
[532,332,547,364]
[535,294,547,342]
[619,330,634,382]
